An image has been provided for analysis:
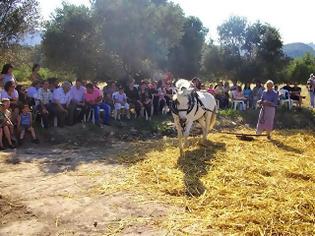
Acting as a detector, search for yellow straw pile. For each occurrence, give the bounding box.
[97,129,315,235]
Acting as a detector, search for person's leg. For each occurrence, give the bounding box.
[67,101,77,125]
[28,127,37,139]
[153,96,159,115]
[40,106,49,128]
[3,126,13,146]
[135,101,141,118]
[93,105,100,124]
[310,92,315,108]
[125,103,130,119]
[19,128,26,140]
[0,128,4,148]
[159,99,166,114]
[100,103,110,124]
[114,103,121,120]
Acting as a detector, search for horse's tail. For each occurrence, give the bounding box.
[209,105,217,130]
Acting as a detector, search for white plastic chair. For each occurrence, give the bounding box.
[279,89,292,110]
[230,91,246,111]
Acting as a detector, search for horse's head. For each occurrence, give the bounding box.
[171,79,195,128]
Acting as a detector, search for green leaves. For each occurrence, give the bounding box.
[203,16,287,83]
[0,0,40,47]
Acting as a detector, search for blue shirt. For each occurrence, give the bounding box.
[261,90,278,107]
[243,88,252,98]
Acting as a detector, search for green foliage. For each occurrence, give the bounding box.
[203,16,288,84]
[0,0,40,47]
[168,16,208,78]
[218,109,240,119]
[286,53,315,83]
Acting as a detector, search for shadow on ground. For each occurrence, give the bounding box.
[177,141,226,197]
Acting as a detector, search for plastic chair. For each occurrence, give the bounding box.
[279,89,292,110]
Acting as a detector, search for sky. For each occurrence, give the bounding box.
[38,0,314,44]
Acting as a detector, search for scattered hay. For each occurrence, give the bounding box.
[94,129,315,235]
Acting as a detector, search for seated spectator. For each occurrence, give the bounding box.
[164,82,174,108]
[1,81,19,125]
[230,80,238,91]
[48,77,59,93]
[112,86,130,120]
[149,81,161,116]
[16,85,28,105]
[215,82,229,108]
[0,98,16,149]
[207,84,215,95]
[38,80,53,128]
[17,104,39,144]
[137,81,152,119]
[1,63,16,86]
[281,82,293,94]
[290,83,303,107]
[232,85,247,110]
[192,77,202,90]
[68,79,86,125]
[243,83,252,98]
[103,81,116,108]
[251,81,264,109]
[125,79,140,113]
[156,85,167,115]
[223,81,231,100]
[52,81,71,127]
[26,80,41,106]
[232,86,247,101]
[1,81,19,105]
[85,83,111,126]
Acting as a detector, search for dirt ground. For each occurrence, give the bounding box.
[0,140,180,236]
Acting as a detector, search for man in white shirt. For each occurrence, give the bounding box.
[26,80,41,106]
[52,81,71,127]
[38,80,53,128]
[68,79,86,125]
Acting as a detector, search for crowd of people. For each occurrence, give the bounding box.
[0,62,314,149]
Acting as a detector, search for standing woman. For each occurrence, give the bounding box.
[30,64,42,82]
[1,64,16,87]
[256,80,278,139]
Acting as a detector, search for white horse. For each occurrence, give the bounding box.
[170,79,217,156]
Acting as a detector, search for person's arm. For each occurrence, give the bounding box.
[29,112,33,127]
[17,115,21,130]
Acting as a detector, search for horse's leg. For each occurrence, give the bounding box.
[197,117,208,146]
[204,112,211,142]
[183,120,193,148]
[174,116,184,156]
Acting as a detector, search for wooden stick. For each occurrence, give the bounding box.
[215,131,267,137]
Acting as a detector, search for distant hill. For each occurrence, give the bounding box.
[309,42,315,50]
[283,43,315,58]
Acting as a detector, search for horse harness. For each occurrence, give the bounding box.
[170,91,216,116]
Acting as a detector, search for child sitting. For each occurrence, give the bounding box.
[17,104,39,144]
[112,86,130,120]
[0,98,16,149]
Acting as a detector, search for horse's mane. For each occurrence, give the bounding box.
[175,79,192,91]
